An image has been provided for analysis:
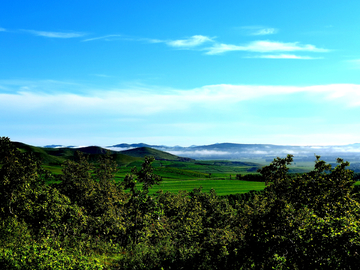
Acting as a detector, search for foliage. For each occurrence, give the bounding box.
[122,156,164,245]
[0,238,104,270]
[235,173,264,181]
[0,137,82,238]
[2,137,360,269]
[236,154,360,269]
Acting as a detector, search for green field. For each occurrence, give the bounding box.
[44,156,360,195]
[111,160,266,195]
[149,179,266,196]
[43,160,267,195]
[10,141,360,196]
[113,159,360,194]
[44,158,360,196]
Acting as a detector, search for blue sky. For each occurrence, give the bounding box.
[2,0,360,146]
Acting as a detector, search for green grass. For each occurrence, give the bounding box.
[149,179,265,196]
[41,159,360,196]
[41,158,329,196]
[112,160,266,195]
[8,142,352,196]
[43,164,63,174]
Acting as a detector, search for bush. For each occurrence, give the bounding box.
[0,238,105,270]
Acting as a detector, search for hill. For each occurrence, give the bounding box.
[75,146,112,155]
[9,142,140,166]
[120,147,193,161]
[109,142,360,162]
[8,142,192,166]
[12,142,66,165]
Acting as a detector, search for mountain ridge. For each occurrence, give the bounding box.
[11,142,192,165]
[42,142,360,161]
[107,142,360,161]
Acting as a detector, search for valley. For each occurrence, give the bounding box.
[11,140,360,196]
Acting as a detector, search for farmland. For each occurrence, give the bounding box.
[44,158,360,196]
[43,160,267,195]
[7,141,360,197]
[35,147,360,195]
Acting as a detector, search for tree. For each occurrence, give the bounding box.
[58,151,128,241]
[0,137,84,238]
[123,156,163,244]
[237,154,360,269]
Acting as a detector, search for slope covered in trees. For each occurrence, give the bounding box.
[1,137,360,269]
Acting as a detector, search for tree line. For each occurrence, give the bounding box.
[1,136,360,269]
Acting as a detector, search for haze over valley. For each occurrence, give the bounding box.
[43,141,360,166]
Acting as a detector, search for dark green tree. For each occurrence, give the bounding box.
[123,156,163,244]
[0,137,82,238]
[237,154,360,269]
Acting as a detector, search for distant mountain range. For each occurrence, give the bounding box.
[43,142,360,162]
[107,142,360,161]
[15,142,193,166]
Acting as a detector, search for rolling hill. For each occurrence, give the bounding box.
[120,147,193,161]
[109,142,360,162]
[8,141,192,166]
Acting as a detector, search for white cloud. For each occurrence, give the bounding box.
[83,34,122,42]
[169,150,231,157]
[3,81,360,146]
[2,83,360,118]
[205,40,329,55]
[249,54,322,59]
[252,28,278,35]
[80,32,328,60]
[205,43,243,55]
[106,147,136,151]
[0,27,5,31]
[239,26,278,36]
[145,38,164,43]
[167,35,213,47]
[24,30,86,38]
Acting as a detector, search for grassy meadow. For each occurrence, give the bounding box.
[43,159,267,195]
[43,158,327,195]
[11,141,360,196]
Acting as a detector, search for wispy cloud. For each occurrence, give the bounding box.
[205,40,329,55]
[82,34,213,48]
[252,28,278,35]
[79,32,327,59]
[248,54,322,59]
[2,82,360,117]
[0,27,5,31]
[3,81,360,146]
[24,30,86,38]
[240,26,278,36]
[166,35,214,48]
[83,34,122,42]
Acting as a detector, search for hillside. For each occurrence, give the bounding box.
[9,142,140,166]
[8,142,192,166]
[109,142,360,161]
[120,147,193,161]
[12,142,66,165]
[75,146,112,155]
